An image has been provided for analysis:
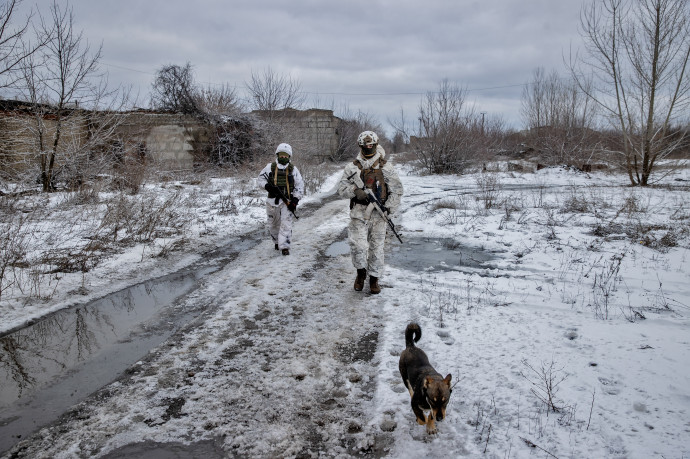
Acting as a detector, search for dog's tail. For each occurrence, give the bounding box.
[404,322,421,348]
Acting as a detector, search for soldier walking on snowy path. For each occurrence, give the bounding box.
[258,143,304,256]
[338,131,403,294]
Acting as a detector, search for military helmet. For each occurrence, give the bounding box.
[357,131,378,148]
[275,143,293,157]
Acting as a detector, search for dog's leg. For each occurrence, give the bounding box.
[426,415,437,435]
[412,403,426,426]
[404,380,414,398]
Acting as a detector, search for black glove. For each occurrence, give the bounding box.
[264,183,278,193]
[287,197,299,212]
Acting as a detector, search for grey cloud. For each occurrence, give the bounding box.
[18,0,585,130]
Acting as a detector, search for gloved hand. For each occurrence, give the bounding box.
[287,197,299,212]
[265,183,278,194]
[353,188,368,201]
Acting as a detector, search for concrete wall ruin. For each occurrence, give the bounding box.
[0,101,342,179]
[251,108,341,160]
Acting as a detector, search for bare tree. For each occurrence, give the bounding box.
[572,0,690,185]
[521,67,599,165]
[194,83,243,119]
[0,0,46,91]
[412,79,487,174]
[19,0,126,192]
[150,62,198,114]
[245,66,305,117]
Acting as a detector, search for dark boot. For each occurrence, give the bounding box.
[369,276,381,294]
[282,248,290,256]
[354,268,367,291]
[275,243,279,251]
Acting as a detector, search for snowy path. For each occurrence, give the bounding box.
[4,166,690,459]
[6,197,394,458]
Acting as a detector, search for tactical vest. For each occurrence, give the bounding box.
[351,157,388,206]
[268,162,295,199]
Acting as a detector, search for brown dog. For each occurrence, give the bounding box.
[398,322,452,434]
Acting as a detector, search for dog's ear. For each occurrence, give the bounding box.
[424,376,434,389]
[444,374,452,386]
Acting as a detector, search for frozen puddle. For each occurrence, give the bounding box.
[101,440,226,459]
[0,237,258,454]
[326,236,505,273]
[388,237,501,272]
[325,239,350,257]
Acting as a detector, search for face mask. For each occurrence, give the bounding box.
[361,145,376,158]
[277,156,290,165]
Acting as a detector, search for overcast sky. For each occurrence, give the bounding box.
[18,0,587,134]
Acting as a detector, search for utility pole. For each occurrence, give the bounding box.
[480,112,486,135]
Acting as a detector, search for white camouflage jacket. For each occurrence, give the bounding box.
[257,161,304,206]
[337,145,403,215]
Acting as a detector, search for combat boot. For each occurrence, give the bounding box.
[369,276,381,294]
[354,268,367,291]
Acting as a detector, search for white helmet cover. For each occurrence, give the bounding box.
[357,131,378,147]
[275,143,293,157]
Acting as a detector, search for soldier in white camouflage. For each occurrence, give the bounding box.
[337,131,403,294]
[258,143,304,256]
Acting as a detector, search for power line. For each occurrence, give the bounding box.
[100,61,529,97]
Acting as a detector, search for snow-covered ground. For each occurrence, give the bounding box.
[2,159,689,458]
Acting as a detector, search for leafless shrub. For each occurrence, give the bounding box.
[588,252,625,319]
[40,239,111,273]
[417,275,460,326]
[521,67,599,166]
[112,155,148,195]
[410,79,494,174]
[152,237,188,259]
[500,194,523,228]
[520,358,570,413]
[57,186,101,207]
[23,265,60,300]
[620,193,645,216]
[207,115,266,167]
[98,191,188,243]
[151,62,198,114]
[245,66,305,114]
[0,214,31,299]
[475,172,502,211]
[628,223,679,252]
[217,193,238,215]
[296,160,340,196]
[427,197,469,226]
[560,188,590,213]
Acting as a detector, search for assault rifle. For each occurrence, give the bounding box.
[347,171,403,243]
[261,172,299,219]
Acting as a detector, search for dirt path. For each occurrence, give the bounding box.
[6,197,394,458]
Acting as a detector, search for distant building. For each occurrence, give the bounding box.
[1,100,342,177]
[251,108,341,161]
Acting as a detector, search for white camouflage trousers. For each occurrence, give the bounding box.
[266,201,294,250]
[348,211,387,278]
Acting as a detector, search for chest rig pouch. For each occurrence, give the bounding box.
[268,162,295,203]
[350,157,388,209]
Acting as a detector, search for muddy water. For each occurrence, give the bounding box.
[0,237,258,454]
